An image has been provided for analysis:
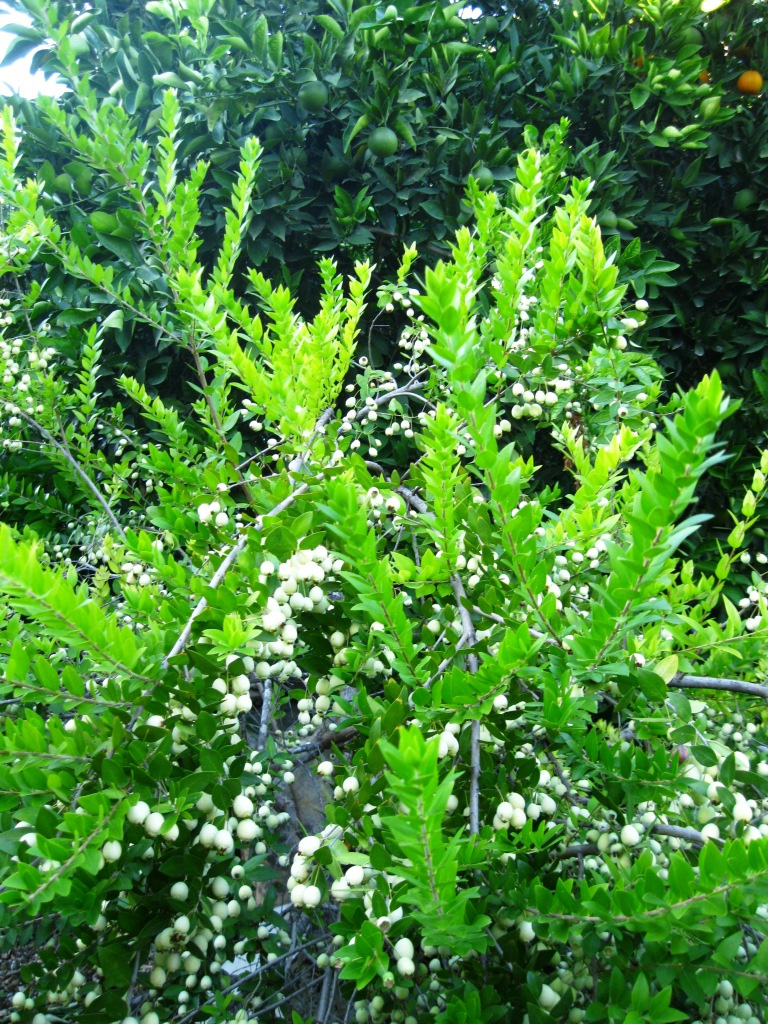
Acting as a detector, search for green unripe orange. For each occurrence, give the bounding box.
[599,210,618,229]
[734,188,757,212]
[681,26,703,47]
[298,81,329,112]
[470,166,494,190]
[368,127,399,157]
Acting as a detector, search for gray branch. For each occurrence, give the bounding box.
[451,573,481,837]
[670,674,768,700]
[16,408,126,540]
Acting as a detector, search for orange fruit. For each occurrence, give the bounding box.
[298,81,329,112]
[698,69,710,83]
[681,27,703,47]
[737,70,763,94]
[734,188,757,211]
[367,127,399,157]
[470,166,494,190]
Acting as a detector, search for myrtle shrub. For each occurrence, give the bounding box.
[2,98,768,1024]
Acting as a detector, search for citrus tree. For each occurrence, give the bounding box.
[2,94,768,1024]
[1,0,765,380]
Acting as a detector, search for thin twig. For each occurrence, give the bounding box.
[290,726,358,762]
[162,483,309,669]
[544,749,588,806]
[317,966,337,1024]
[258,676,273,750]
[287,407,335,473]
[451,573,481,836]
[15,408,126,540]
[557,821,718,861]
[175,936,328,1024]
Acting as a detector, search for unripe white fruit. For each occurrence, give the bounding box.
[127,801,151,825]
[236,819,259,842]
[497,801,514,822]
[291,857,310,881]
[149,967,166,987]
[733,800,753,823]
[144,812,165,836]
[303,885,322,907]
[219,693,237,715]
[519,920,535,942]
[102,840,122,862]
[331,877,351,900]
[233,795,254,818]
[290,883,307,906]
[215,830,234,854]
[170,882,189,901]
[539,794,557,816]
[199,823,218,847]
[342,777,360,794]
[396,956,415,977]
[231,674,250,695]
[394,938,414,960]
[211,876,229,898]
[298,835,321,857]
[539,985,560,1010]
[509,808,526,829]
[174,915,190,935]
[345,865,365,886]
[620,824,640,847]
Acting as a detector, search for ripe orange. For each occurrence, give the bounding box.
[737,70,763,94]
[698,69,710,84]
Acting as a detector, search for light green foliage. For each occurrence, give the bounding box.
[1,111,768,1024]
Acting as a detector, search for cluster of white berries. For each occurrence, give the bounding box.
[197,499,229,528]
[120,561,153,586]
[505,365,573,422]
[0,333,57,450]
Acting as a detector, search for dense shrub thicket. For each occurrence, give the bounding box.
[1,86,768,1023]
[0,1,768,1023]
